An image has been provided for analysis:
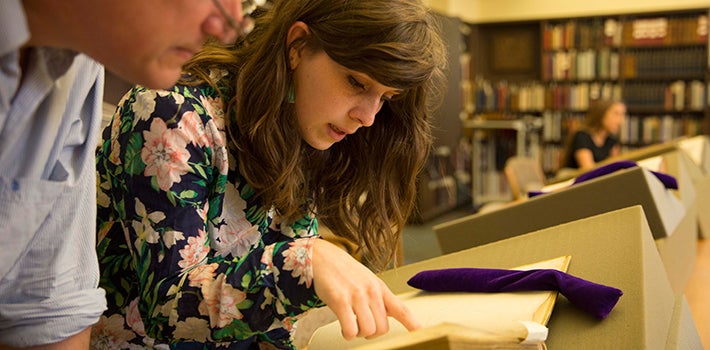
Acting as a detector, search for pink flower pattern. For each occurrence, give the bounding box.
[178,110,211,148]
[141,118,191,192]
[198,273,247,328]
[91,314,136,349]
[261,245,275,271]
[281,238,315,288]
[96,77,321,349]
[108,115,122,165]
[211,185,260,257]
[188,263,218,288]
[200,95,228,175]
[178,229,209,271]
[214,217,261,258]
[125,298,146,336]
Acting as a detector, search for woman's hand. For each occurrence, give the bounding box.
[311,238,421,340]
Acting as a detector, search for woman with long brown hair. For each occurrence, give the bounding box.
[92,0,447,348]
[560,99,626,171]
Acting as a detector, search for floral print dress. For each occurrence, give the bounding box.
[92,71,323,349]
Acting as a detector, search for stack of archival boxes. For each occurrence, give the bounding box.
[420,139,706,348]
[676,135,710,239]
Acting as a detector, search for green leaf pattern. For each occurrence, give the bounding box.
[92,78,323,349]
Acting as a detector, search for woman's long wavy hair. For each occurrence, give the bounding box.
[182,0,447,270]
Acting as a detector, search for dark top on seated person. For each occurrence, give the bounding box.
[561,99,625,170]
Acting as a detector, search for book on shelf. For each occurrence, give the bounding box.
[542,49,619,81]
[542,18,622,50]
[623,14,708,46]
[622,48,706,79]
[543,19,621,50]
[472,78,546,113]
[304,256,571,350]
[623,78,707,111]
[618,113,702,146]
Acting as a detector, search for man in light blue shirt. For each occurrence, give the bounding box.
[0,0,244,348]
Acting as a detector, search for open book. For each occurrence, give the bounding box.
[303,256,571,350]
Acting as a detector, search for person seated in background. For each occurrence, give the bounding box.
[91,0,447,348]
[559,99,626,172]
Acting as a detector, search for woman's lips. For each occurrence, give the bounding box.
[328,123,348,141]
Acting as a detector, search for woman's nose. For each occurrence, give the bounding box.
[351,97,382,127]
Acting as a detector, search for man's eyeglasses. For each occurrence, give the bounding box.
[211,0,239,31]
[211,0,265,34]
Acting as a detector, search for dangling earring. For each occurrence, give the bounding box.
[287,51,297,104]
[287,77,295,104]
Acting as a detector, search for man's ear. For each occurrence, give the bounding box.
[286,21,310,70]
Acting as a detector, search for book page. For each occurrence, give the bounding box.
[350,322,546,350]
[304,256,570,350]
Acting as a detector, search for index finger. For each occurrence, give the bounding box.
[383,290,421,331]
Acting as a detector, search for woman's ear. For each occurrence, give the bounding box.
[286,21,310,70]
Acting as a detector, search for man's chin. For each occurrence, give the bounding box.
[104,65,181,91]
[136,69,183,90]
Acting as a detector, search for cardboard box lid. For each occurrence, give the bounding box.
[546,151,696,210]
[436,167,685,254]
[607,140,679,163]
[381,206,676,349]
[665,295,703,349]
[676,135,710,175]
[549,141,679,184]
[695,175,710,239]
[638,149,697,210]
[654,204,698,295]
[517,154,698,295]
[639,148,707,240]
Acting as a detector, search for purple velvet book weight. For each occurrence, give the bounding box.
[529,160,678,198]
[407,267,623,320]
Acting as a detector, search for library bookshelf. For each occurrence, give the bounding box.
[459,8,709,206]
